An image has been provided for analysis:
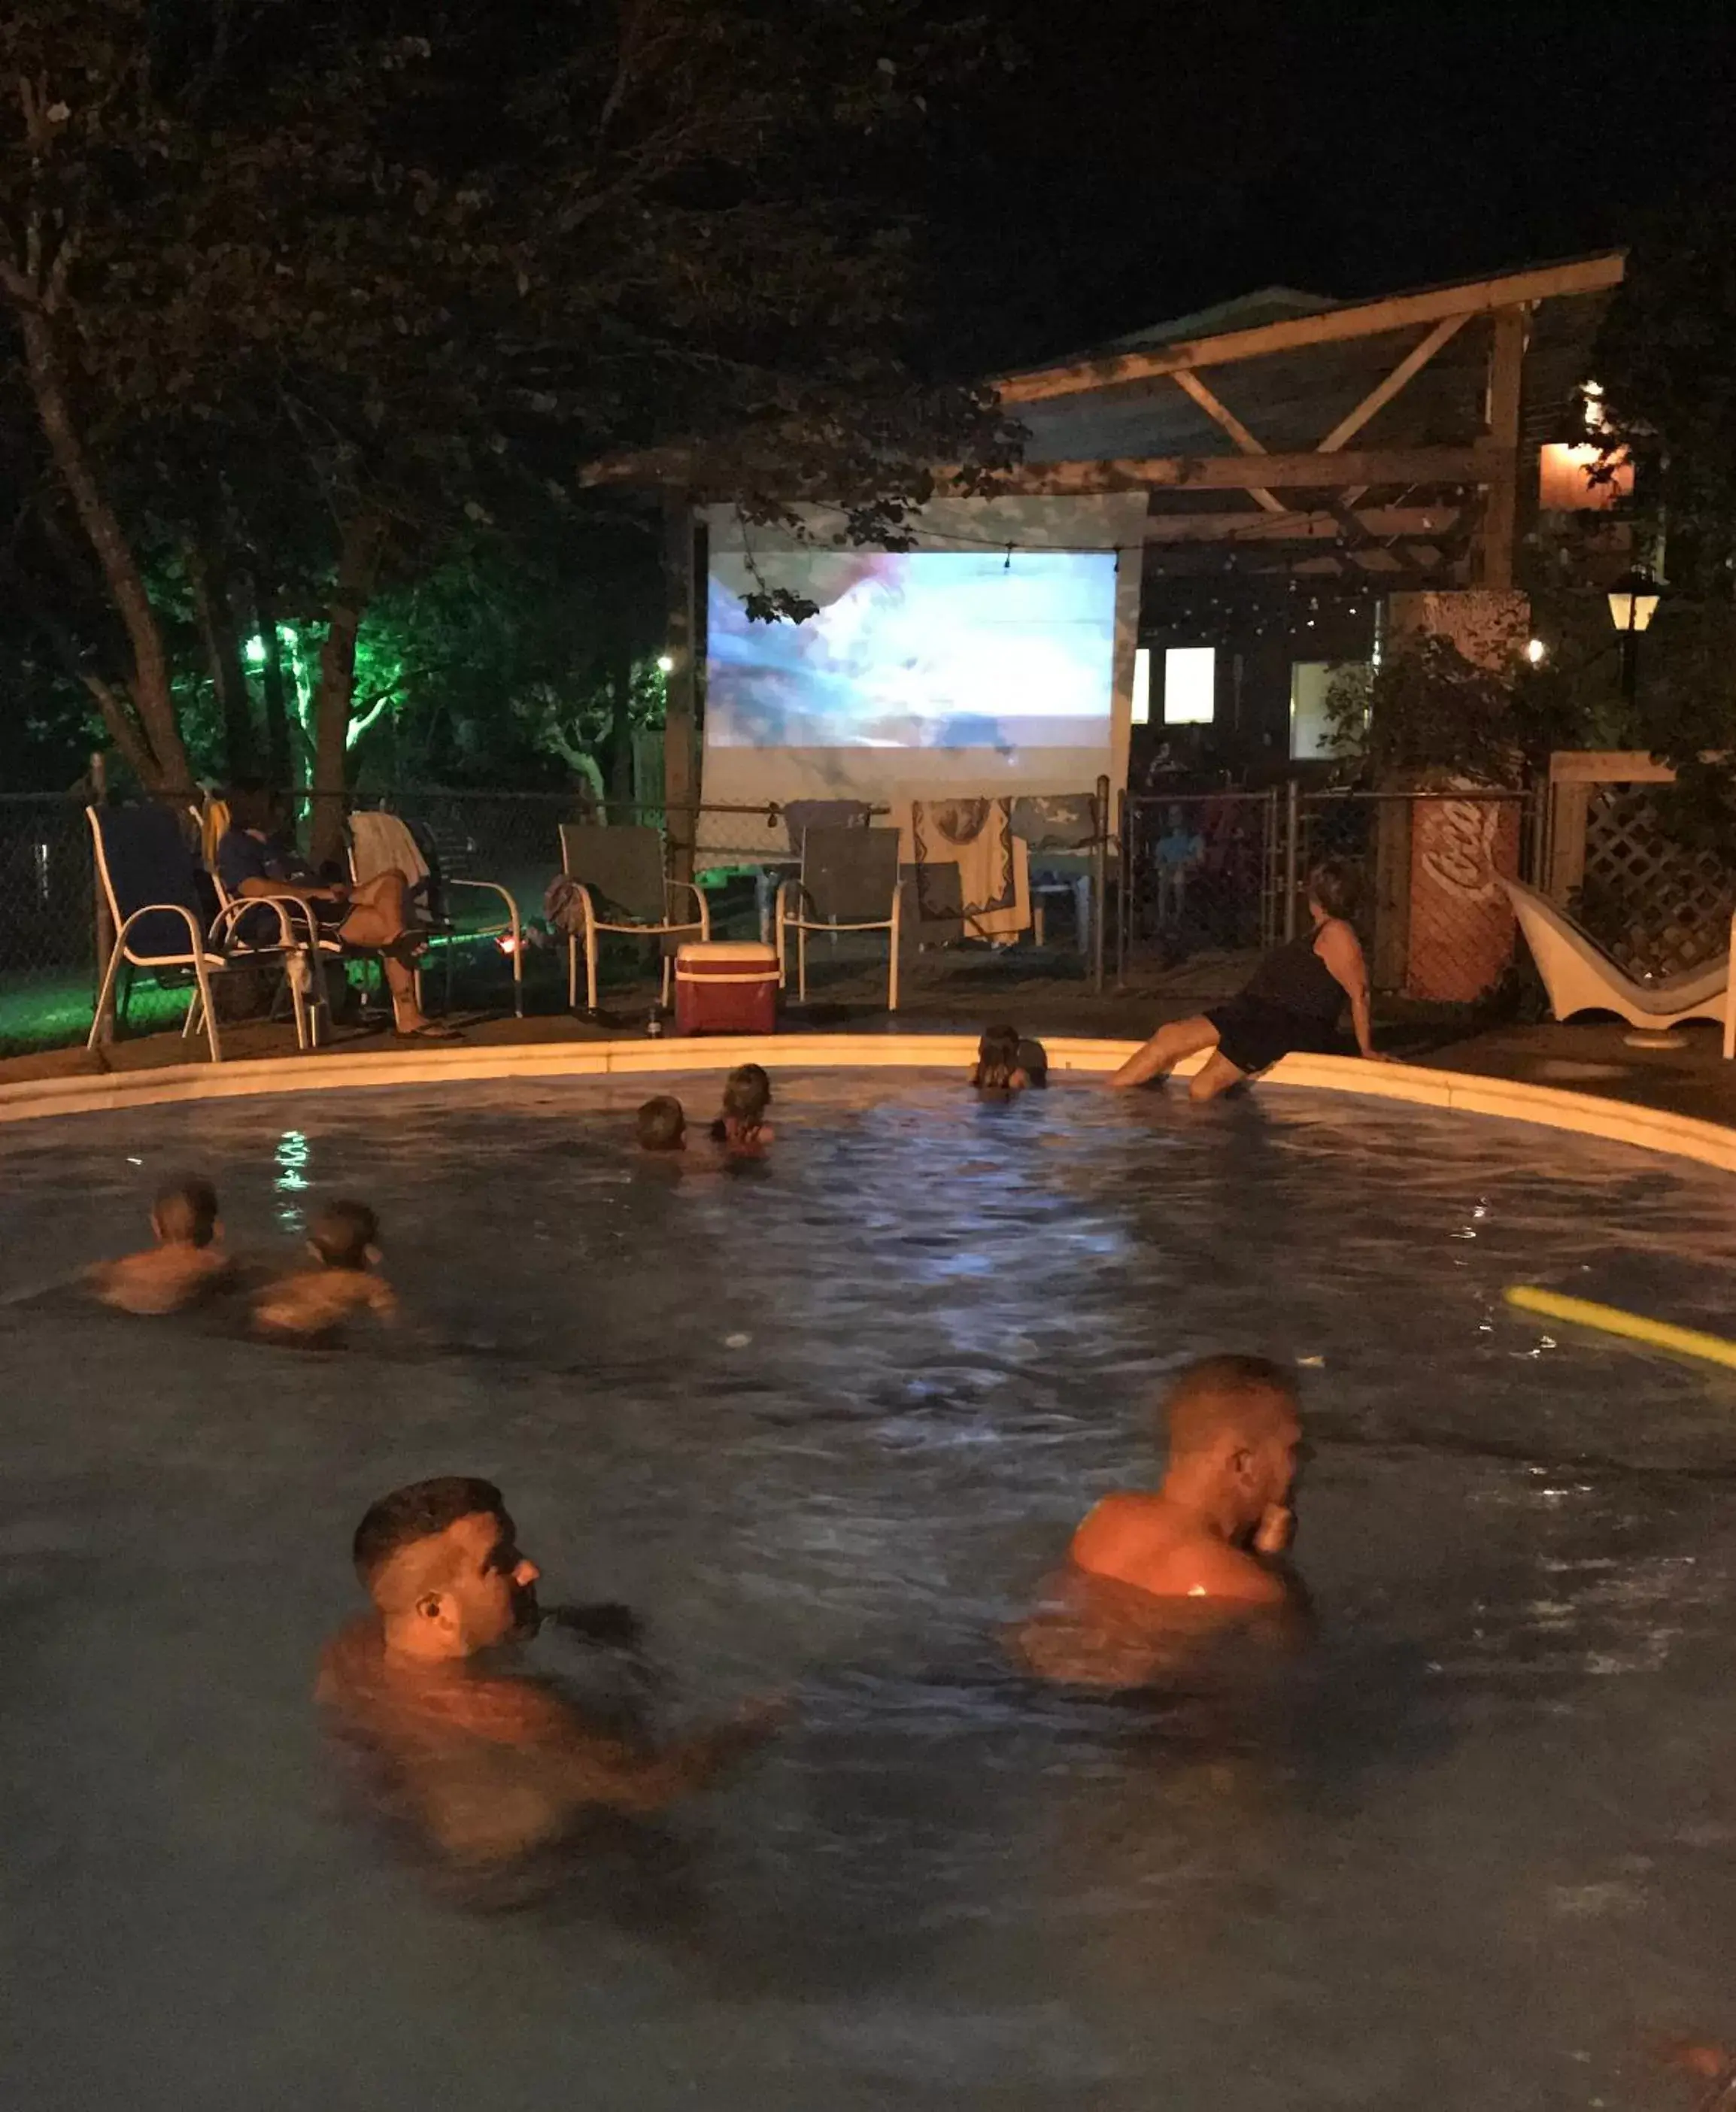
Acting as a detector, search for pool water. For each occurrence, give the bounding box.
[5,1070,1736,2111]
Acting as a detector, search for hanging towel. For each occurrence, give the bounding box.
[909,797,1030,943]
[349,809,429,888]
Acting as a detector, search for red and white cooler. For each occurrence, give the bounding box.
[672,940,779,1035]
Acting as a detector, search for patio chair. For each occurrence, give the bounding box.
[195,804,344,1045]
[88,804,315,1062]
[557,823,710,1012]
[1011,793,1103,953]
[775,826,902,1009]
[1501,877,1730,1039]
[349,809,524,1018]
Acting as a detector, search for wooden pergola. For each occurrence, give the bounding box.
[964,250,1625,591]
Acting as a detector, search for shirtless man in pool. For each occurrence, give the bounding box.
[1014,1355,1305,1684]
[317,1477,779,1863]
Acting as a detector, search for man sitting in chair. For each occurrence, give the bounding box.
[217,779,454,1039]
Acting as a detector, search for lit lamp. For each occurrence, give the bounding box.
[1606,571,1659,702]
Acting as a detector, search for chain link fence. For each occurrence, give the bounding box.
[0,785,891,1054]
[1116,784,1540,998]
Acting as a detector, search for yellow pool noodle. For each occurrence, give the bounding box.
[1504,1285,1736,1371]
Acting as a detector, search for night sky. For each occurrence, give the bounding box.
[920,0,1736,372]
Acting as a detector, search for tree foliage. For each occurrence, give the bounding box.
[0,0,1018,827]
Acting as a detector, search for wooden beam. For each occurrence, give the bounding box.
[1169,369,1286,512]
[1477,306,1526,589]
[998,252,1624,406]
[948,444,1501,496]
[1317,314,1471,452]
[1143,505,1464,544]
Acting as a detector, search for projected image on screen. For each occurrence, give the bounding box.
[706,548,1117,750]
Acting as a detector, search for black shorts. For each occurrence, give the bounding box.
[1204,997,1339,1077]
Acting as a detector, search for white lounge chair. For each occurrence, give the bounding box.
[1501,876,1731,1047]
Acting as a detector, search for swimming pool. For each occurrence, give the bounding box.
[5,1069,1736,2110]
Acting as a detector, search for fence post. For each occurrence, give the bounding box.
[1373,791,1412,991]
[1115,787,1128,984]
[661,492,697,888]
[90,749,115,1045]
[1088,775,1110,994]
[1282,778,1299,942]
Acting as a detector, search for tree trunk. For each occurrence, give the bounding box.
[17,308,193,795]
[309,515,384,867]
[253,577,294,793]
[187,543,256,780]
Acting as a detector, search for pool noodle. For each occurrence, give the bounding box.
[1504,1285,1736,1371]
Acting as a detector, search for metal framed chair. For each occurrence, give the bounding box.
[87,804,314,1062]
[348,809,524,1018]
[557,823,710,1012]
[196,806,342,1045]
[775,826,902,1009]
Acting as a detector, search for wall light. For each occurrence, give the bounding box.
[656,654,675,674]
[1525,638,1547,666]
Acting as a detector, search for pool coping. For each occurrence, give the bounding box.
[3,1033,1735,1178]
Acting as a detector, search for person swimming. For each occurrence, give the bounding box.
[636,1096,687,1152]
[1013,1354,1306,1685]
[710,1064,774,1152]
[316,1476,781,1865]
[970,1025,1034,1091]
[89,1176,234,1315]
[253,1199,396,1342]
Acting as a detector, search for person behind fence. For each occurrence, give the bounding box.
[1154,806,1204,926]
[710,1064,774,1151]
[253,1199,396,1343]
[970,1024,1038,1091]
[1109,858,1387,1101]
[217,778,456,1039]
[636,1096,687,1153]
[317,1475,783,1864]
[89,1176,234,1316]
[1012,1354,1307,1686]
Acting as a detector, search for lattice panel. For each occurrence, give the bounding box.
[1577,787,1736,977]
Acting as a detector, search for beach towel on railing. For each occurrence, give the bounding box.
[909,797,1030,942]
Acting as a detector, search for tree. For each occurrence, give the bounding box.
[1586,188,1736,847]
[0,0,1015,850]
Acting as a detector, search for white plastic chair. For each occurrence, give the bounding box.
[1501,876,1728,1034]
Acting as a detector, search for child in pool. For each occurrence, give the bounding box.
[710,1064,773,1152]
[90,1176,234,1315]
[253,1199,396,1342]
[970,1025,1040,1091]
[636,1096,687,1152]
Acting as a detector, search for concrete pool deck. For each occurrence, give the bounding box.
[3,960,1735,1128]
[5,963,1736,1181]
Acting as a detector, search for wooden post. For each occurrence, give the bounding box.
[1092,774,1109,993]
[661,492,697,886]
[90,749,115,1044]
[1477,305,1526,590]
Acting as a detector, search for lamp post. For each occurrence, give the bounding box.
[1606,570,1660,702]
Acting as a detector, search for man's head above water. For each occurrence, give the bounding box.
[1158,1354,1302,1538]
[351,1476,541,1661]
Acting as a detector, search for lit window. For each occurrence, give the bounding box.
[1289,660,1367,760]
[1163,646,1215,726]
[1131,646,1151,725]
[1538,443,1631,513]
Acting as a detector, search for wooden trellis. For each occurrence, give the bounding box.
[1547,754,1736,977]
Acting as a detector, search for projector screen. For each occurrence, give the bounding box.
[706,548,1117,754]
[697,496,1146,860]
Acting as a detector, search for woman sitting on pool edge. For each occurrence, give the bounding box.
[1109,858,1388,1102]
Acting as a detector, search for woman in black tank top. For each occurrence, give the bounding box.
[1109,857,1391,1103]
